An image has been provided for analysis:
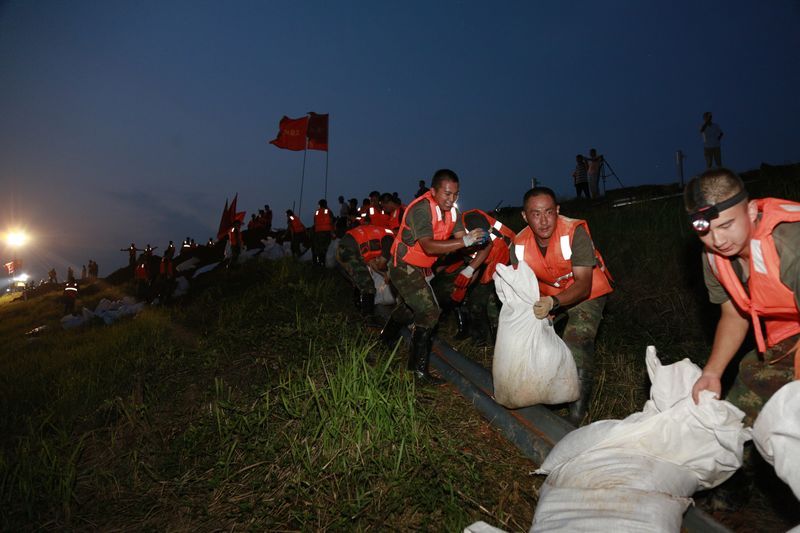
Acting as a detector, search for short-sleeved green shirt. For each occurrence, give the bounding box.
[703,221,800,308]
[394,199,465,264]
[510,225,597,268]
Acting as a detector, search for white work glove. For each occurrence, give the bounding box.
[533,296,555,319]
[462,229,487,248]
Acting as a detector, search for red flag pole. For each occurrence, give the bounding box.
[324,148,329,201]
[298,145,308,217]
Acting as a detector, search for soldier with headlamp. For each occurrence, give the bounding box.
[685,168,799,419]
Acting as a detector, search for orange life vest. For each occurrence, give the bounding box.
[160,258,174,277]
[514,215,614,300]
[135,262,149,280]
[288,215,305,234]
[386,205,404,231]
[462,209,514,284]
[314,208,334,232]
[63,282,78,298]
[361,205,388,227]
[705,198,800,359]
[391,191,457,268]
[228,227,242,246]
[347,224,395,262]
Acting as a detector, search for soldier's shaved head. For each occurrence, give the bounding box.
[684,167,747,213]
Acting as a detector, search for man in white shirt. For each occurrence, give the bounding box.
[700,111,724,168]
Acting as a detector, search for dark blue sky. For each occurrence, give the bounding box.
[2,0,799,279]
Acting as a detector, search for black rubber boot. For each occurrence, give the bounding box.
[568,369,593,426]
[352,287,361,309]
[360,293,382,327]
[454,307,470,340]
[708,446,754,512]
[379,317,404,347]
[487,322,497,346]
[359,292,375,317]
[409,326,445,385]
[470,318,490,347]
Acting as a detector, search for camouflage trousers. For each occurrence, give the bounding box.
[335,243,375,295]
[289,232,305,256]
[312,232,331,264]
[430,268,459,306]
[467,282,501,330]
[388,262,441,329]
[725,333,797,426]
[554,295,606,373]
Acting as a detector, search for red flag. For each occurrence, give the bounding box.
[217,198,231,241]
[229,194,246,224]
[4,260,15,275]
[269,116,308,151]
[307,112,328,151]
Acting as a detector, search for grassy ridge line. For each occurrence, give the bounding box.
[1,259,537,530]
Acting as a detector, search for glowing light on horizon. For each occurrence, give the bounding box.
[5,230,30,248]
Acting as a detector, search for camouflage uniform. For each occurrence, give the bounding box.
[388,196,465,330]
[335,238,375,295]
[313,232,332,265]
[467,282,501,332]
[725,333,797,426]
[430,264,460,305]
[387,262,441,329]
[555,295,606,372]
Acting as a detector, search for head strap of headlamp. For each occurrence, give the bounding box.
[688,189,748,234]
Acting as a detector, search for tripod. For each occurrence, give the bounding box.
[599,157,623,196]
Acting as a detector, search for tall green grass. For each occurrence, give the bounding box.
[1,259,516,530]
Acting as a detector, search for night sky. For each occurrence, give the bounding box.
[1,0,799,280]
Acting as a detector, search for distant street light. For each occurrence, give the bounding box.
[5,230,29,248]
[4,229,30,294]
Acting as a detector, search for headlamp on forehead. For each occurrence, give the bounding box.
[688,189,747,235]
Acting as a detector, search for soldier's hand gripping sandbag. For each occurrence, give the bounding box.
[752,380,800,500]
[492,262,579,408]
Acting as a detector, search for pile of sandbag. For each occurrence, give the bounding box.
[260,238,289,260]
[325,238,339,268]
[492,262,578,408]
[62,297,146,329]
[752,380,800,500]
[531,346,751,532]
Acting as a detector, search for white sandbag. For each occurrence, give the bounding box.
[753,380,800,500]
[242,247,262,260]
[463,521,508,533]
[175,256,200,272]
[94,298,113,313]
[298,247,312,262]
[531,346,751,532]
[173,276,189,297]
[193,262,220,278]
[61,313,87,329]
[370,268,395,305]
[491,262,578,408]
[325,238,339,269]
[260,238,287,260]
